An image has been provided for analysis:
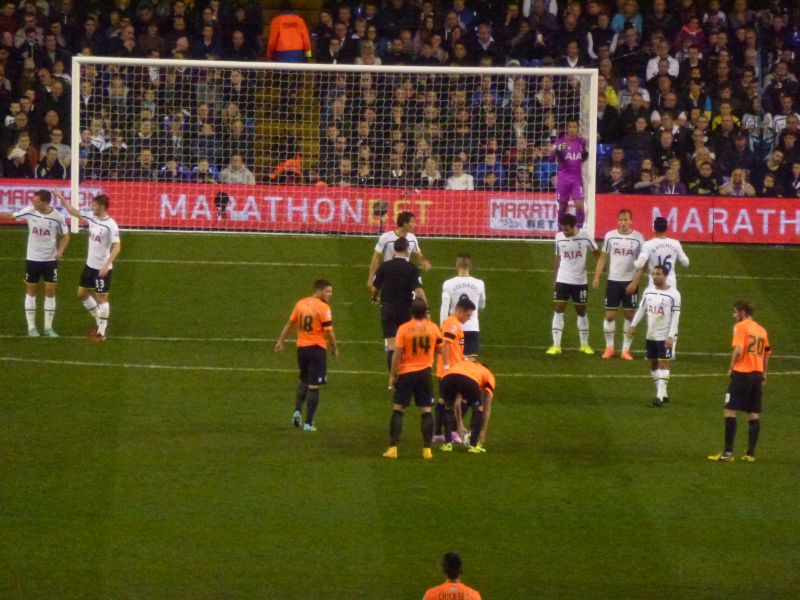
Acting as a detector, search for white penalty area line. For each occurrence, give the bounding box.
[1,334,798,361]
[0,256,798,281]
[1,356,798,379]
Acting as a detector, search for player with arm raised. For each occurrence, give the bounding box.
[547,213,601,356]
[56,191,120,341]
[592,209,645,360]
[548,119,589,228]
[0,189,69,337]
[367,210,431,291]
[440,253,486,357]
[275,279,339,432]
[625,265,681,407]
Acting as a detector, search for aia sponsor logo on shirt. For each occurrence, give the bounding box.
[563,249,583,259]
[565,152,583,161]
[90,232,103,243]
[612,247,635,256]
[647,304,666,316]
[32,226,52,237]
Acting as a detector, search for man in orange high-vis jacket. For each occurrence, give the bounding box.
[266,3,312,63]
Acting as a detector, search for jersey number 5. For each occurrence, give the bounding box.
[411,336,431,354]
[302,315,314,333]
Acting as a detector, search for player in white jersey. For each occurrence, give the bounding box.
[367,210,431,291]
[57,191,121,341]
[440,253,486,357]
[625,216,690,293]
[0,189,70,337]
[625,265,681,407]
[592,209,645,360]
[547,213,600,355]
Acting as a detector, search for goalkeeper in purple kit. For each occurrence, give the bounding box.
[548,120,589,228]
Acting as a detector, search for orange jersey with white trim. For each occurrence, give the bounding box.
[436,314,465,377]
[423,581,482,600]
[395,318,442,374]
[731,318,770,373]
[289,296,332,348]
[444,361,496,398]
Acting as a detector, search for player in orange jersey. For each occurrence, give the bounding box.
[275,279,339,432]
[709,300,771,462]
[439,360,496,453]
[383,298,443,460]
[433,297,476,444]
[423,552,482,600]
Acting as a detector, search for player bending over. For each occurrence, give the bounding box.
[275,279,339,431]
[625,265,681,407]
[439,360,496,454]
[383,298,442,460]
[0,189,69,337]
[593,208,645,360]
[548,119,589,228]
[548,213,600,355]
[56,191,121,341]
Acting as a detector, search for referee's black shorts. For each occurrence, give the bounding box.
[381,302,411,338]
[725,371,763,413]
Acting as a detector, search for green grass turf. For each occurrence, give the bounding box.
[1,229,799,599]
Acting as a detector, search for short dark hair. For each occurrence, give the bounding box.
[393,237,410,253]
[456,253,471,269]
[653,216,669,233]
[442,552,462,580]
[455,297,476,311]
[734,300,754,315]
[652,264,665,274]
[313,279,331,291]
[410,297,428,319]
[617,208,632,218]
[34,190,52,204]
[92,194,109,210]
[396,211,414,228]
[559,213,577,227]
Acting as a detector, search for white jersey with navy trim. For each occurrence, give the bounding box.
[632,286,682,341]
[555,228,597,285]
[375,230,420,261]
[12,205,69,261]
[440,275,486,332]
[81,209,120,269]
[602,229,645,282]
[634,237,689,288]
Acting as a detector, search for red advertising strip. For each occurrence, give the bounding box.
[596,194,800,244]
[2,180,798,243]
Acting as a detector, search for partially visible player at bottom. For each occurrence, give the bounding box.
[548,119,589,228]
[423,552,482,600]
[275,279,339,432]
[440,253,486,357]
[439,360,496,454]
[625,265,681,407]
[383,298,442,460]
[57,191,121,341]
[593,208,645,360]
[433,297,475,444]
[548,213,600,355]
[708,301,770,463]
[0,189,70,337]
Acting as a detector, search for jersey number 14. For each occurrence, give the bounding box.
[411,336,431,354]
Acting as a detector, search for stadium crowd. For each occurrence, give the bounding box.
[1,0,800,198]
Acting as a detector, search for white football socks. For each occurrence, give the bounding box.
[651,370,659,397]
[25,294,36,329]
[658,369,670,399]
[43,296,56,330]
[82,296,100,323]
[603,319,615,349]
[622,321,633,352]
[97,302,110,335]
[577,315,590,346]
[552,312,564,347]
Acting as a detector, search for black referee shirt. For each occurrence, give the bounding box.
[373,258,422,305]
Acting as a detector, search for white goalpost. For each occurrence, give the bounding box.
[69,56,598,238]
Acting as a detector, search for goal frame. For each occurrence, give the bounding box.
[70,56,599,238]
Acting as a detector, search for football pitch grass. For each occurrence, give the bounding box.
[1,229,799,599]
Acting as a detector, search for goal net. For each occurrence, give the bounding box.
[69,57,597,238]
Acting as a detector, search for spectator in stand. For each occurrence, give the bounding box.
[657,166,687,195]
[356,39,382,65]
[620,92,650,135]
[767,92,800,142]
[762,62,799,115]
[622,115,653,162]
[39,127,69,168]
[618,74,650,111]
[383,153,411,188]
[597,95,621,144]
[646,40,679,83]
[266,2,312,63]
[220,153,255,185]
[600,165,630,193]
[138,21,166,57]
[644,0,677,39]
[687,160,718,196]
[783,161,800,198]
[599,146,630,188]
[34,145,66,179]
[632,168,658,194]
[587,11,617,61]
[611,0,642,36]
[194,24,223,60]
[333,156,353,186]
[127,148,159,181]
[719,168,755,197]
[193,122,222,168]
[224,29,255,61]
[474,151,506,189]
[758,172,782,198]
[417,156,444,189]
[5,131,37,177]
[556,40,584,68]
[445,157,474,190]
[189,158,219,184]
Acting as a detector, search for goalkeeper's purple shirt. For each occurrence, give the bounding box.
[548,136,588,180]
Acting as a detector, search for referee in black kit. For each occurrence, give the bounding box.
[372,237,427,376]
